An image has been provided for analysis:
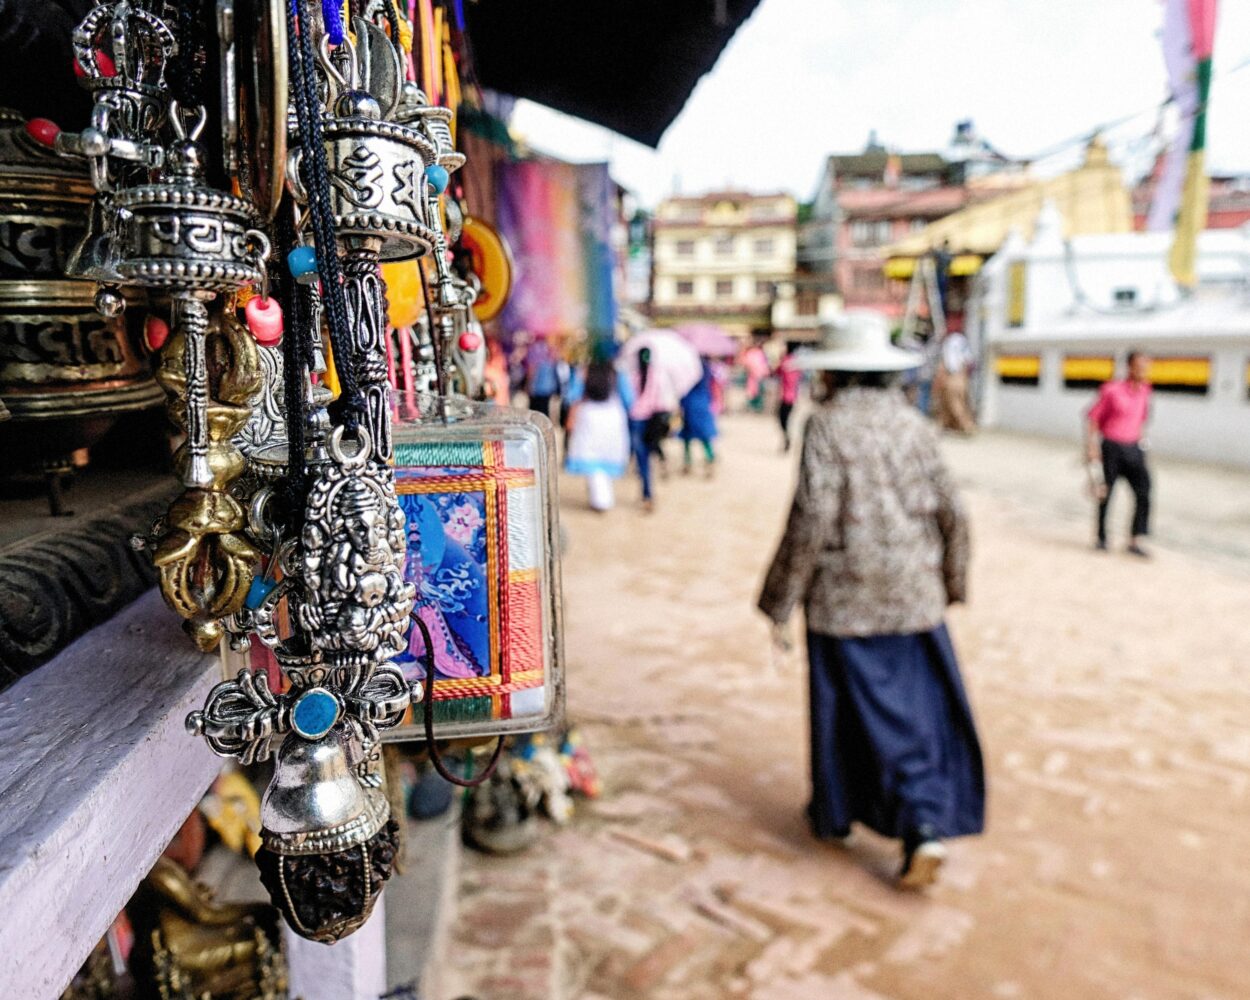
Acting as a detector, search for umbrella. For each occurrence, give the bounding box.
[621,329,703,416]
[674,323,737,358]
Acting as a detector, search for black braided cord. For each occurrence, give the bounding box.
[286,0,365,430]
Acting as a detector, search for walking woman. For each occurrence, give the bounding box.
[680,358,719,476]
[566,361,631,512]
[758,312,984,889]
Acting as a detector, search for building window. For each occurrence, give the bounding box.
[714,234,735,256]
[1113,287,1137,306]
[1062,355,1115,390]
[1149,356,1210,395]
[996,355,1041,387]
[852,267,885,291]
[755,279,773,298]
[675,239,695,257]
[748,202,782,221]
[675,280,694,297]
[851,220,892,247]
[910,218,927,233]
[753,237,775,255]
[715,279,735,298]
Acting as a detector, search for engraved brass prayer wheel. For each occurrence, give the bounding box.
[0,109,95,281]
[0,110,162,475]
[0,280,161,468]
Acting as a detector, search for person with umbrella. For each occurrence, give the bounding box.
[622,330,702,511]
[757,312,984,889]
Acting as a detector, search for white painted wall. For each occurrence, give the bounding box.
[974,206,1250,468]
[984,340,1250,467]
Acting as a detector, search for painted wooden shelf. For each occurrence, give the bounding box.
[0,589,222,998]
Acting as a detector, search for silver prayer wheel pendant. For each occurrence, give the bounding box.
[113,106,263,294]
[394,82,465,174]
[313,37,438,262]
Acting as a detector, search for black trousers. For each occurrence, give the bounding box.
[528,393,553,419]
[779,401,795,438]
[1098,439,1151,542]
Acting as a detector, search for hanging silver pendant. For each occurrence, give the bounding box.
[298,425,415,673]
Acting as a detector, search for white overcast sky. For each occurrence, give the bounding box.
[508,0,1250,208]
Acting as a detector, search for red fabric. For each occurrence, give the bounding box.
[506,579,542,672]
[1188,0,1219,60]
[1088,380,1151,444]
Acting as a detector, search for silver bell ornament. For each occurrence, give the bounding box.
[255,726,399,943]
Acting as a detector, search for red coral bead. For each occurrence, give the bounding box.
[24,119,60,147]
[143,315,170,352]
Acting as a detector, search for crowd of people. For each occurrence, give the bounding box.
[510,330,733,514]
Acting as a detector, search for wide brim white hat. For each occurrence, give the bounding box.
[794,310,921,372]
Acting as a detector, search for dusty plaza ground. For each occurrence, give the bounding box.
[437,408,1250,1000]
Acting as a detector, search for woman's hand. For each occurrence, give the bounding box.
[770,619,794,653]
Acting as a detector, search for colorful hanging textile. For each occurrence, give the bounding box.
[495,159,619,347]
[1148,0,1219,288]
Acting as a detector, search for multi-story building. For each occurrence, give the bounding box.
[650,191,797,338]
[799,123,1022,320]
[1132,154,1250,231]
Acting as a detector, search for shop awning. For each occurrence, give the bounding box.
[465,0,764,148]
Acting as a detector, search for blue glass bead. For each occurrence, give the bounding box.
[425,164,449,195]
[292,688,339,740]
[286,245,319,285]
[244,574,278,610]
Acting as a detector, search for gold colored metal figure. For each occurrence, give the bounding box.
[135,858,288,1000]
[152,309,263,650]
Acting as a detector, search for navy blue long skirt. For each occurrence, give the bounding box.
[806,624,985,841]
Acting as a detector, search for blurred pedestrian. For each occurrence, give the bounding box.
[934,328,975,433]
[776,342,803,452]
[629,347,670,512]
[566,361,631,512]
[525,337,562,419]
[680,358,718,477]
[742,334,771,412]
[758,312,984,890]
[1086,350,1152,556]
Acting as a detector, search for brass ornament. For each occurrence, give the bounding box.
[151,310,263,649]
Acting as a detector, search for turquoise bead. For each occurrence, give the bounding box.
[425,164,449,195]
[287,245,319,285]
[292,688,339,740]
[244,574,278,610]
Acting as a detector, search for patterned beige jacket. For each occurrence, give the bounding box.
[758,387,969,637]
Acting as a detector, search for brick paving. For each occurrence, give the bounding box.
[435,413,1250,1000]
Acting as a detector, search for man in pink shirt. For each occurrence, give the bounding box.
[1086,351,1152,556]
